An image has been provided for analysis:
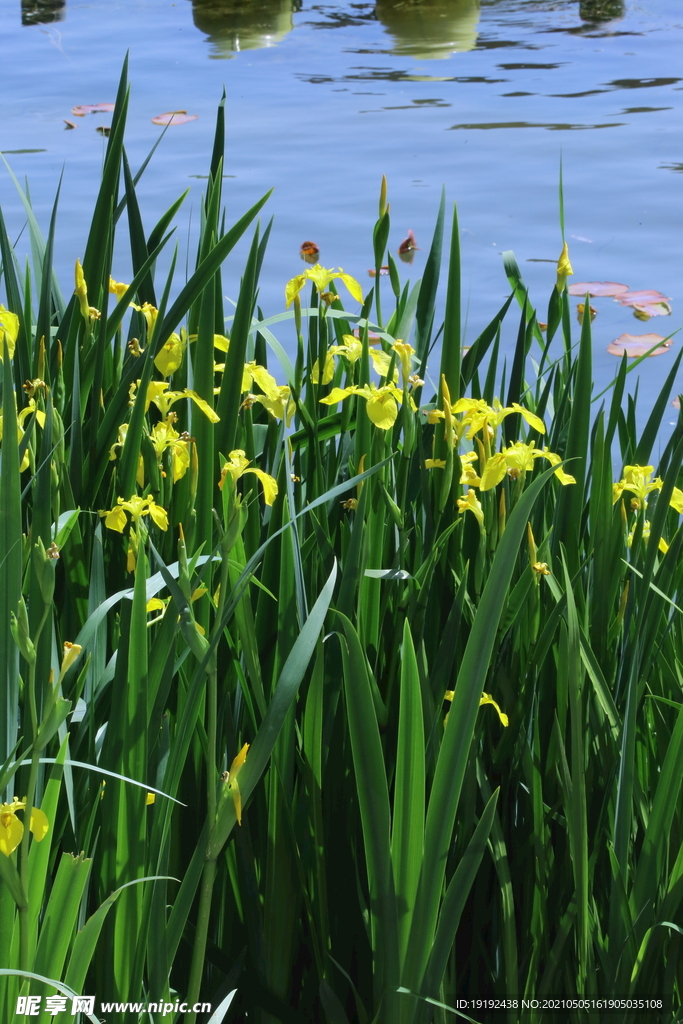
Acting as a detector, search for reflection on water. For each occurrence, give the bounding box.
[21,0,65,24]
[376,0,480,59]
[579,0,624,24]
[189,0,300,57]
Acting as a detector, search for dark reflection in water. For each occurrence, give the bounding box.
[21,0,65,24]
[449,120,624,131]
[375,0,480,58]
[189,0,301,57]
[579,0,624,24]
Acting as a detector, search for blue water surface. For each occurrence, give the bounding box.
[3,0,683,427]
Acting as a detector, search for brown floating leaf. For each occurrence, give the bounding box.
[63,120,77,130]
[300,240,319,265]
[96,126,111,137]
[353,328,383,341]
[632,301,672,320]
[71,103,115,116]
[567,281,629,297]
[619,289,671,306]
[398,229,419,254]
[151,111,198,126]
[368,267,390,277]
[577,303,597,325]
[607,333,672,358]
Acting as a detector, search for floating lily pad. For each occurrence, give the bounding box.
[71,103,115,116]
[368,267,390,277]
[352,328,383,341]
[96,126,111,137]
[567,281,629,297]
[632,301,672,320]
[63,120,77,130]
[673,396,680,408]
[151,111,198,126]
[607,333,672,357]
[619,289,671,306]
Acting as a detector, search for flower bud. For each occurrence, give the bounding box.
[60,642,82,677]
[10,599,35,665]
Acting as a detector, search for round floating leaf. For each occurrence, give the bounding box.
[567,281,629,297]
[632,301,672,319]
[619,289,671,306]
[151,111,199,126]
[71,103,115,116]
[607,333,672,358]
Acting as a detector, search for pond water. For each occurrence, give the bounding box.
[3,0,683,423]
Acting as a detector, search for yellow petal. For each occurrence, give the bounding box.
[425,459,446,469]
[479,453,508,491]
[480,692,509,727]
[366,392,398,430]
[146,792,156,805]
[311,352,335,385]
[109,277,129,300]
[183,390,220,423]
[285,274,307,308]
[0,306,19,359]
[148,501,169,531]
[28,806,49,842]
[146,598,167,612]
[250,364,280,398]
[369,348,393,379]
[100,506,127,533]
[229,742,250,779]
[154,333,186,377]
[337,272,364,304]
[213,334,230,353]
[319,386,356,406]
[669,487,683,514]
[245,468,279,506]
[511,403,546,435]
[0,807,23,856]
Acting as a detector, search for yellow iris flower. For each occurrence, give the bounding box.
[479,441,575,491]
[0,399,47,472]
[319,381,413,430]
[109,277,129,300]
[130,380,220,423]
[452,398,545,441]
[443,690,508,728]
[285,266,364,308]
[99,494,169,533]
[0,797,49,857]
[456,488,484,528]
[218,450,278,506]
[613,465,683,512]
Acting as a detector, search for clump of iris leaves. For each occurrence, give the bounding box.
[0,59,682,1024]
